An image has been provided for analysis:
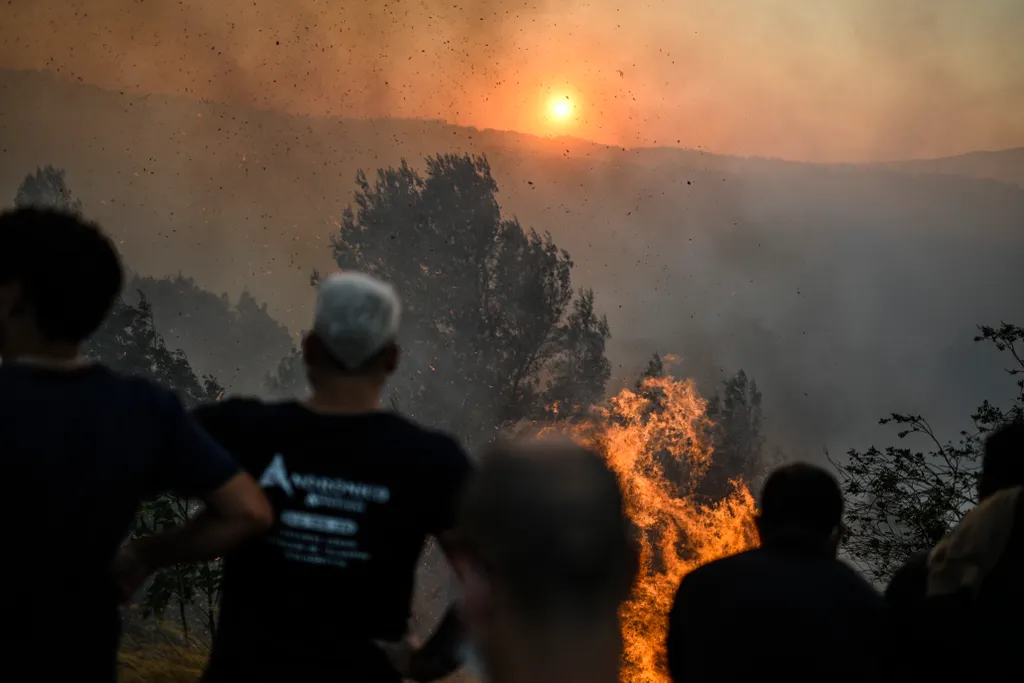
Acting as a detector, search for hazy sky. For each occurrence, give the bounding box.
[2,0,1022,162]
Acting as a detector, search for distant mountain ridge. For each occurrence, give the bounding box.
[879,147,1024,189]
[12,67,1022,180]
[1,67,1022,457]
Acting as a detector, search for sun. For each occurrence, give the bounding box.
[551,96,573,120]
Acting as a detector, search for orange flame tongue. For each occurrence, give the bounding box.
[542,375,759,683]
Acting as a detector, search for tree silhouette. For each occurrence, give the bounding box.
[129,274,294,396]
[86,292,225,641]
[14,166,83,214]
[86,293,223,405]
[702,370,766,499]
[266,347,306,398]
[830,322,1024,583]
[324,153,611,445]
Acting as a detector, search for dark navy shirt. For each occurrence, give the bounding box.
[193,399,473,682]
[0,363,240,679]
[667,546,885,683]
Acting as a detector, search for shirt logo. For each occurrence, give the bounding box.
[255,453,392,504]
[258,454,295,497]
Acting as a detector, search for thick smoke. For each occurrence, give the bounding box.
[3,0,1024,159]
[0,0,549,124]
[1,0,1023,459]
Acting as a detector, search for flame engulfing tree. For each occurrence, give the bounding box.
[539,373,760,683]
[319,153,611,446]
[831,322,1024,583]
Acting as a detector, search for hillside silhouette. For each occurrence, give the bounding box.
[882,148,1024,189]
[2,67,1022,455]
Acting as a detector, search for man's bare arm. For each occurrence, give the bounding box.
[127,473,272,572]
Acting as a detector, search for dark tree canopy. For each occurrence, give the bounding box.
[325,153,611,445]
[14,165,83,214]
[831,322,1024,583]
[129,274,294,396]
[702,370,766,499]
[85,292,223,407]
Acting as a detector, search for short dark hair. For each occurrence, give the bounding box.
[458,438,637,621]
[759,463,844,538]
[0,208,123,344]
[980,422,1024,499]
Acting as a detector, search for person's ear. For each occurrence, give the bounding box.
[826,524,843,554]
[381,342,400,375]
[303,332,332,368]
[450,548,492,624]
[300,332,314,364]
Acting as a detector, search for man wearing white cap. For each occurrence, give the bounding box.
[193,272,472,683]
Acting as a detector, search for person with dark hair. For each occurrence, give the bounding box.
[978,420,1024,500]
[449,436,637,683]
[192,272,472,683]
[666,462,884,683]
[0,208,272,680]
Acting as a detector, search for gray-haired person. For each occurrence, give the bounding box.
[193,272,473,683]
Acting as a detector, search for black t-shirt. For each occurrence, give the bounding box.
[666,547,885,683]
[0,363,240,679]
[193,399,473,680]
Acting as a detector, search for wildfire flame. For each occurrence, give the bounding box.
[538,374,759,683]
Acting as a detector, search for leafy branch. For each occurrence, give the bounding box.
[829,322,1024,583]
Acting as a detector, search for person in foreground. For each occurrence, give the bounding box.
[666,462,884,683]
[193,271,472,683]
[887,421,1024,607]
[885,421,1024,679]
[0,209,271,679]
[449,437,638,683]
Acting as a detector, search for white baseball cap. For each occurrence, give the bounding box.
[312,271,401,370]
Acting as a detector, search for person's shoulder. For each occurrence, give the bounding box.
[92,367,180,407]
[387,415,467,455]
[827,558,883,603]
[893,550,930,580]
[194,396,269,419]
[681,548,756,587]
[885,551,929,605]
[671,551,753,613]
[191,396,280,437]
[386,416,474,483]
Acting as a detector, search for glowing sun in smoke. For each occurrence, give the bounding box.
[551,95,573,120]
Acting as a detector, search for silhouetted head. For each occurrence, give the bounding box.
[301,272,401,389]
[978,421,1024,501]
[452,436,638,677]
[0,208,123,360]
[755,462,844,556]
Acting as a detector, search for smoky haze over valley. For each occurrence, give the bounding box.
[2,68,1022,458]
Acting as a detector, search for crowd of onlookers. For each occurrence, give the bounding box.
[3,207,1021,683]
